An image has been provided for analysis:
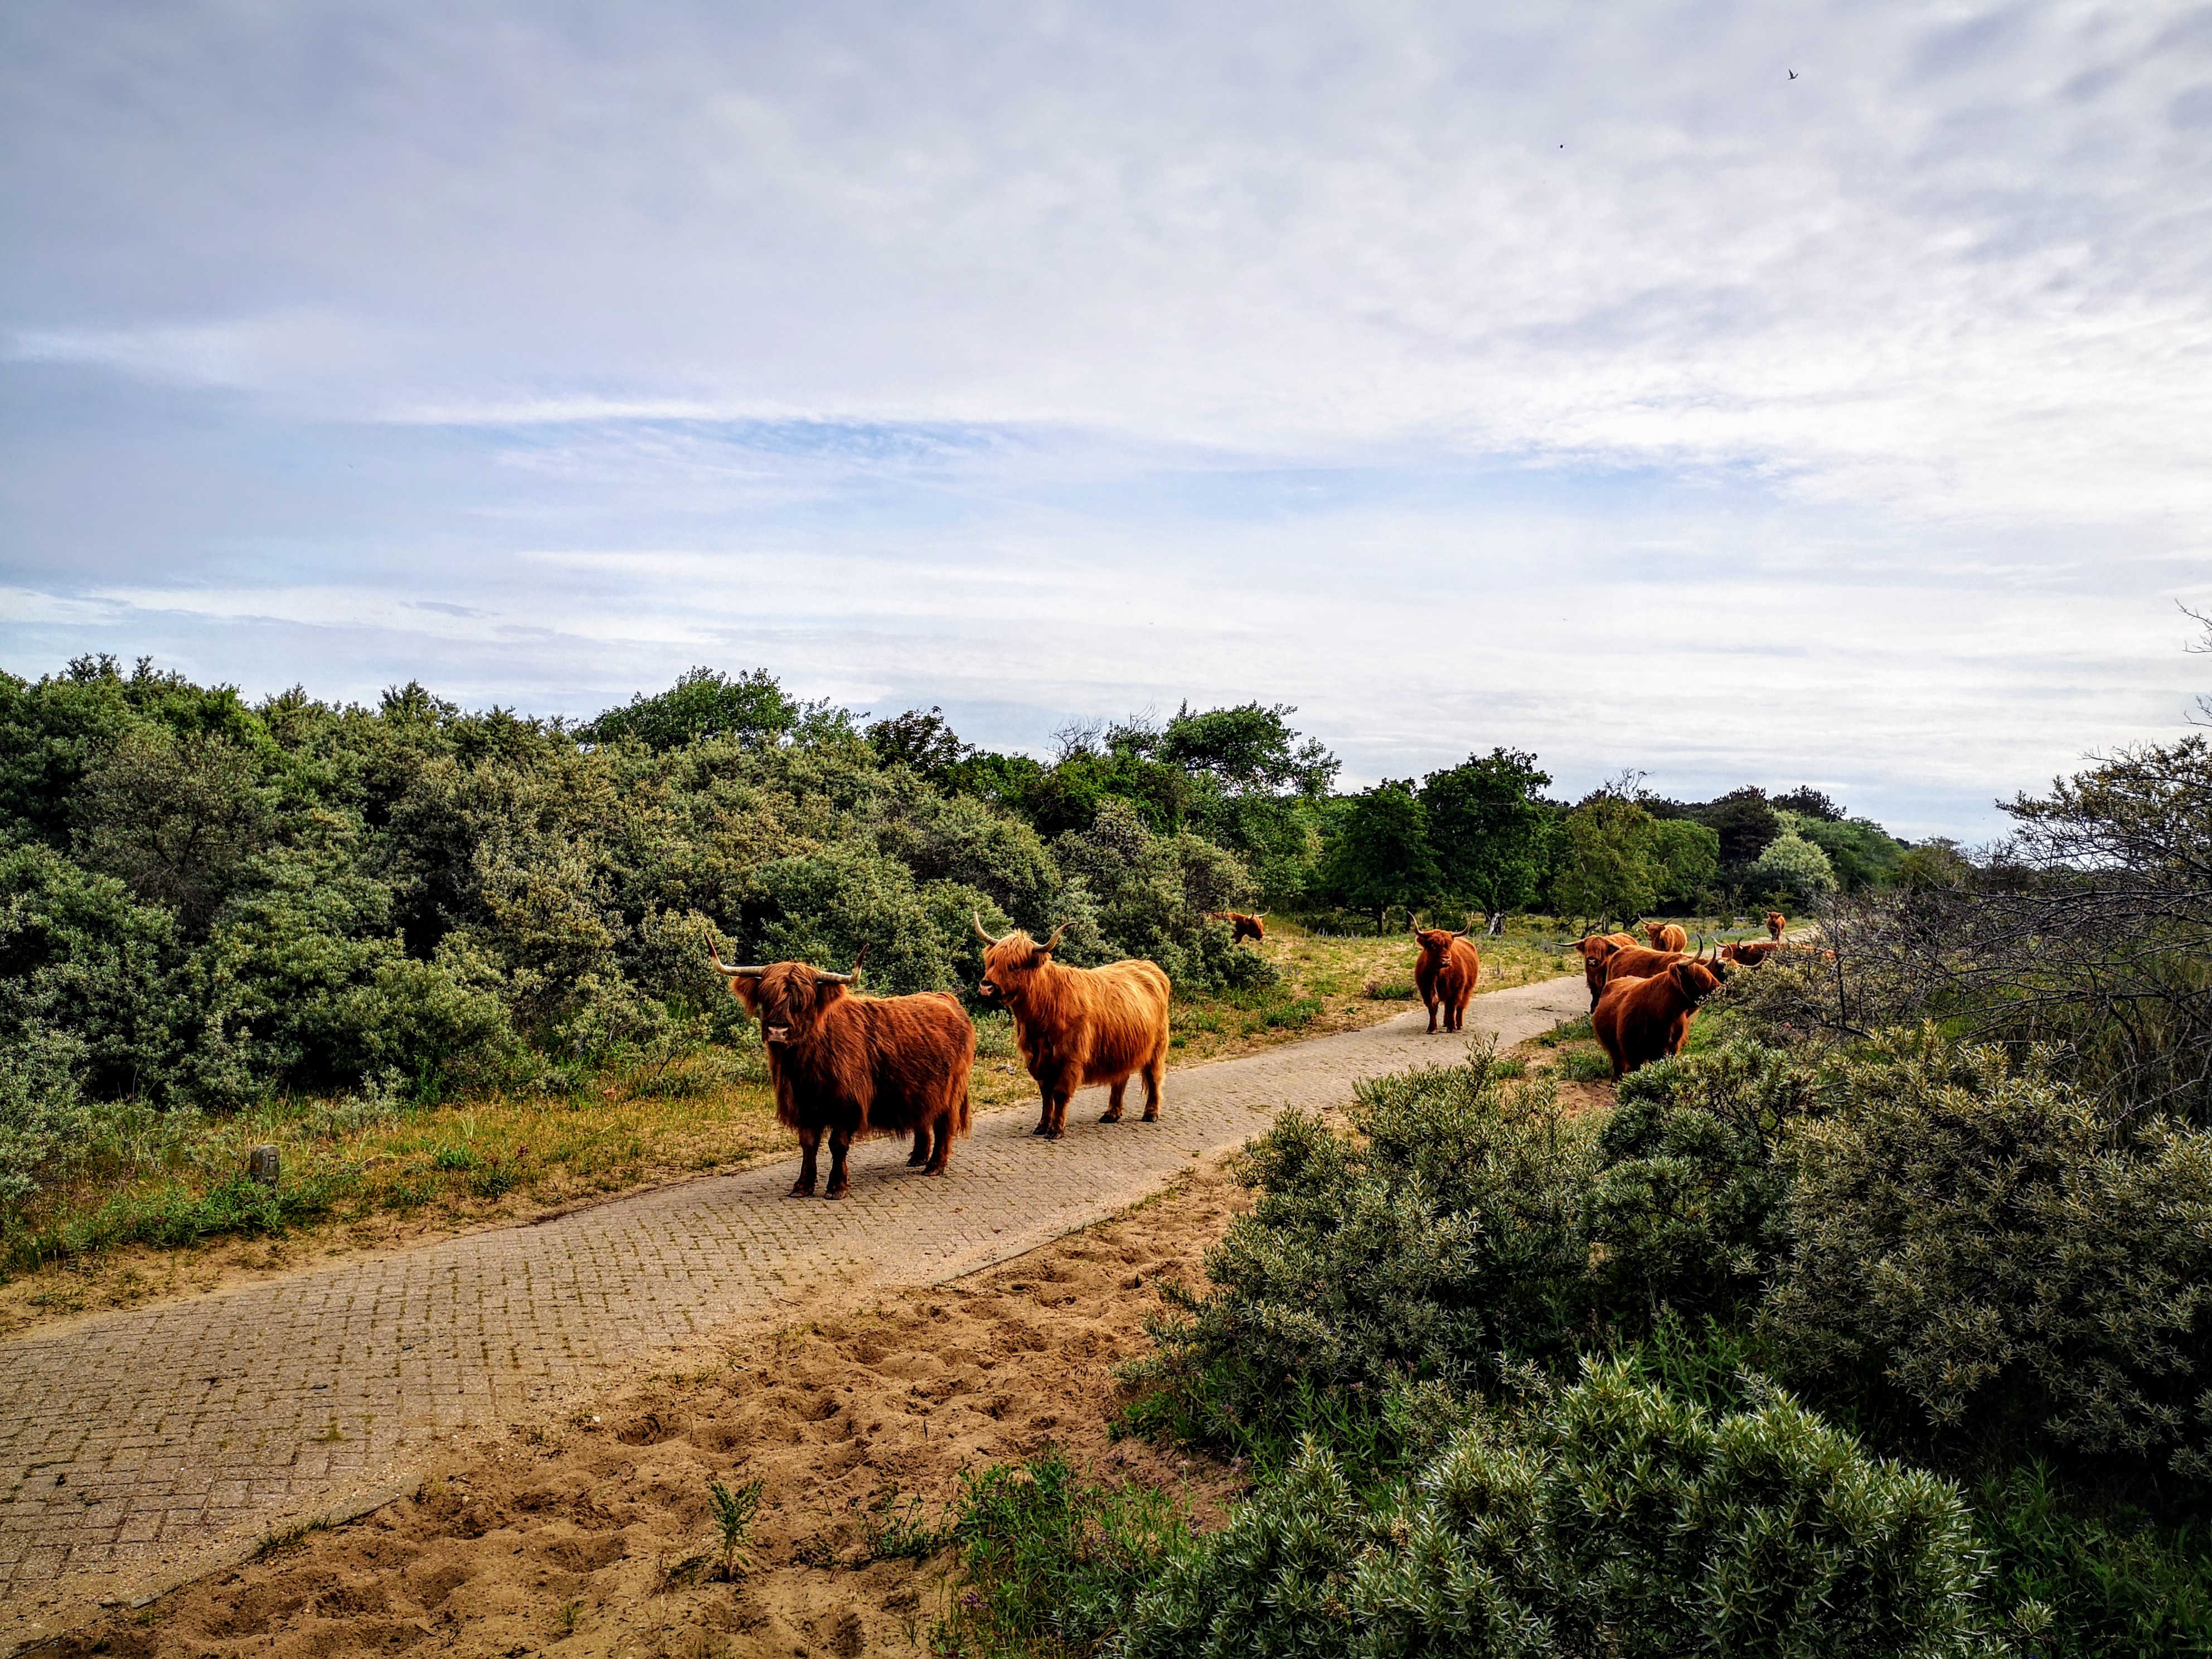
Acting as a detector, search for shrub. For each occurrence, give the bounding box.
[1121,1363,1996,1659]
[932,1445,1189,1657]
[1764,1029,2212,1480]
[0,1029,91,1208]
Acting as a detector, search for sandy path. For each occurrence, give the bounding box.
[0,974,1587,1648]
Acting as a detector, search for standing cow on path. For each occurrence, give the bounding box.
[1411,921,1482,1034]
[973,917,1172,1139]
[711,955,974,1199]
[1767,911,1787,942]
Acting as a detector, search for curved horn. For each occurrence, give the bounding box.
[972,911,1004,945]
[1038,920,1072,952]
[710,953,767,978]
[814,967,855,984]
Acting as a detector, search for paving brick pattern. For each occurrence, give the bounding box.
[0,977,1585,1631]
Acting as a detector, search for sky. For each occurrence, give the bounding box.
[4,1,2211,841]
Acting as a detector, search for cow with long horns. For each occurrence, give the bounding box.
[973,916,1172,1139]
[1592,955,1725,1079]
[710,952,975,1199]
[1410,919,1482,1034]
[1576,934,1680,1011]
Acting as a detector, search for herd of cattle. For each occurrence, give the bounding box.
[709,906,1808,1197]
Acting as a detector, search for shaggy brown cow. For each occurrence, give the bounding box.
[1593,959,1725,1079]
[1576,936,1683,1010]
[1644,921,1689,953]
[973,916,1172,1138]
[1411,921,1482,1034]
[1206,910,1268,944]
[1720,940,1782,968]
[1767,911,1787,942]
[711,955,974,1199]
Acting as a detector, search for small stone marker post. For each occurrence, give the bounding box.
[249,1144,280,1188]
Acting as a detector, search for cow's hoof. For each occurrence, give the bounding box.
[823,1186,847,1201]
[1044,1129,1064,1141]
[1031,1124,1052,1137]
[924,1165,949,1177]
[1140,1111,1159,1123]
[787,1183,815,1199]
[1099,1110,1122,1123]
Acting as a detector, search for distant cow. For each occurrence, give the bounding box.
[1593,959,1725,1079]
[974,916,1172,1138]
[712,955,974,1199]
[1411,921,1482,1034]
[1644,921,1689,953]
[1720,940,1782,968]
[1576,936,1684,1011]
[1206,910,1267,945]
[1767,911,1787,942]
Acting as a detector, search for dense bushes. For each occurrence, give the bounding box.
[1122,1365,1997,1659]
[1768,1029,2212,1479]
[1141,1041,1798,1446]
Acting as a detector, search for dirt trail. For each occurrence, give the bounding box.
[0,974,1586,1651]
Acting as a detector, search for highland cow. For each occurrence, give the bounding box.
[711,955,974,1199]
[1593,959,1724,1079]
[1411,921,1482,1034]
[974,917,1172,1138]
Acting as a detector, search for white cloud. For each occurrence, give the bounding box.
[4,0,2210,836]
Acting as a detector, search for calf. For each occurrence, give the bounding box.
[1767,910,1787,942]
[712,955,974,1199]
[1593,960,1725,1079]
[975,917,1172,1138]
[1411,921,1482,1034]
[1644,921,1689,953]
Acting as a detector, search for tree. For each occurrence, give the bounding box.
[1419,748,1554,918]
[865,706,974,778]
[1749,828,1837,903]
[1157,702,1339,799]
[1699,787,1783,867]
[581,667,798,751]
[1773,785,1846,822]
[1651,817,1720,907]
[1552,796,1660,929]
[1321,781,1441,932]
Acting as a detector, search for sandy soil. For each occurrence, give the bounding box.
[36,1161,1258,1659]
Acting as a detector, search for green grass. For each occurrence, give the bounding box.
[930,1446,1192,1659]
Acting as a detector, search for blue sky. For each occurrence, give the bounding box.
[6,1,2211,840]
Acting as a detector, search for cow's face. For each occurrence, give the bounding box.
[978,933,1052,1005]
[748,961,849,1046]
[1411,927,1461,962]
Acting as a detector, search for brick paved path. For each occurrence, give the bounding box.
[0,976,1585,1642]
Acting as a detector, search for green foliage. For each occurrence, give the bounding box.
[1550,794,1659,925]
[1697,785,1785,867]
[933,1445,1190,1658]
[706,1476,764,1580]
[1120,1364,1996,1659]
[1650,815,1720,904]
[580,666,798,750]
[1750,826,1839,903]
[1419,747,1554,915]
[1970,1463,2212,1656]
[0,1029,91,1208]
[1764,1030,2212,1481]
[1320,780,1440,925]
[1802,815,1909,892]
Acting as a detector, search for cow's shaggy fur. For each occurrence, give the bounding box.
[1206,910,1267,944]
[1593,960,1724,1079]
[1411,925,1482,1034]
[1576,937,1686,1010]
[722,962,974,1199]
[1767,911,1787,942]
[1644,921,1689,953]
[977,926,1171,1138]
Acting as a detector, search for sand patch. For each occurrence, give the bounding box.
[42,1165,1250,1659]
